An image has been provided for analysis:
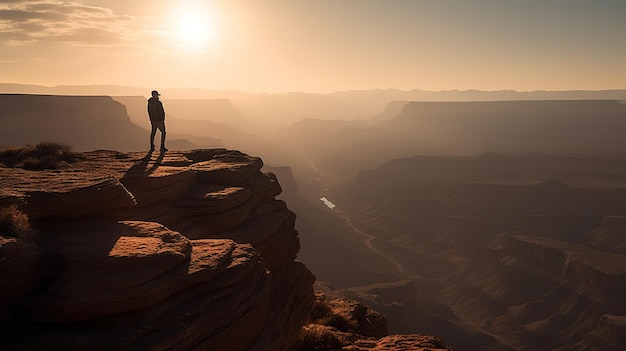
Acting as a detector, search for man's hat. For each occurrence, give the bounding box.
[151,90,160,96]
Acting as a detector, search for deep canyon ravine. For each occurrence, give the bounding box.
[310,161,408,277]
[334,210,408,277]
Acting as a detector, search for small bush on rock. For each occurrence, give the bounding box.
[298,324,343,351]
[0,204,31,238]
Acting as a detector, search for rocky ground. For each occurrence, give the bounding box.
[0,148,314,350]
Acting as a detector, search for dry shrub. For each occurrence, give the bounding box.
[0,204,31,238]
[310,292,333,321]
[309,294,374,334]
[0,141,80,170]
[298,324,342,351]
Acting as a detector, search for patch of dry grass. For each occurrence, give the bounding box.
[0,141,81,170]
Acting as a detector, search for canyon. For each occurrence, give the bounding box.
[318,153,626,350]
[274,100,626,350]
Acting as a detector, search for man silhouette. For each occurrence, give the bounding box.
[147,90,167,152]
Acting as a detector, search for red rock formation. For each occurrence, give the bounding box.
[0,149,315,350]
[297,283,452,351]
[342,334,451,351]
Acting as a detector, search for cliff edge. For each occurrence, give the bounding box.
[0,148,315,350]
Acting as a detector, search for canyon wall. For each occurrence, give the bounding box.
[0,149,315,350]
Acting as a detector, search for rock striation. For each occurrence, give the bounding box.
[0,149,315,350]
[297,282,452,351]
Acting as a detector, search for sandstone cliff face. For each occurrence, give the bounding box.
[0,149,315,350]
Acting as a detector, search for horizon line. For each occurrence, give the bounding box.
[2,82,626,96]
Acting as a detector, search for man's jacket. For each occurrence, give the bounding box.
[147,97,165,122]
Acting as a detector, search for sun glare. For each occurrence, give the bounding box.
[174,10,216,49]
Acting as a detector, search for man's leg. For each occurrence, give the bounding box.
[157,122,167,151]
[150,122,157,150]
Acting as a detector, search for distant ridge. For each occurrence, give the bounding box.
[2,82,626,101]
[3,83,625,131]
[0,94,148,152]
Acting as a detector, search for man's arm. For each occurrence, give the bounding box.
[148,100,159,119]
[159,101,165,120]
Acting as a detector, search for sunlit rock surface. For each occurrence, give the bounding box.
[297,282,452,351]
[0,149,314,350]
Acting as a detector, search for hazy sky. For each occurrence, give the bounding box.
[1,0,625,93]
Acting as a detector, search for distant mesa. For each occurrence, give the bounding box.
[0,94,220,152]
[279,99,626,177]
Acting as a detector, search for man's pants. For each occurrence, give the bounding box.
[150,121,166,148]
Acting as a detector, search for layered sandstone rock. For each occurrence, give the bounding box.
[297,282,452,351]
[588,216,626,255]
[437,234,626,351]
[342,334,451,351]
[0,149,315,350]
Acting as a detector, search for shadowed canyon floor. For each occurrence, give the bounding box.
[287,153,626,351]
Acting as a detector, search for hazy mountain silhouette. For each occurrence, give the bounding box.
[278,100,626,178]
[0,94,217,151]
[3,83,625,130]
[0,94,148,151]
[113,96,241,134]
[114,96,241,126]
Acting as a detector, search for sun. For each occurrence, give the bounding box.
[174,11,215,49]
